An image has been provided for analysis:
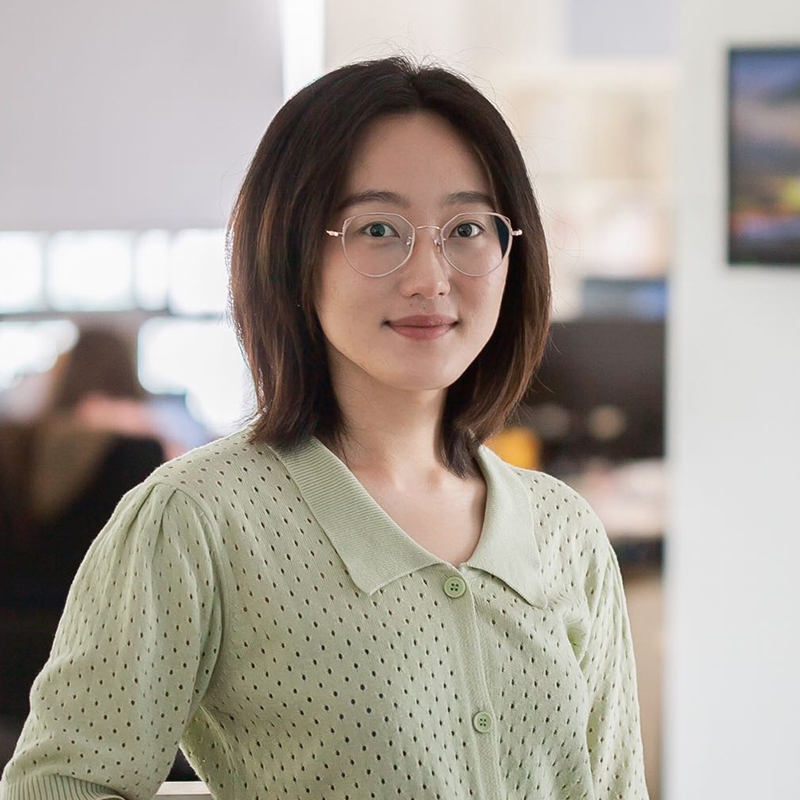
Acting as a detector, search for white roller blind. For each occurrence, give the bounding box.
[0,0,283,230]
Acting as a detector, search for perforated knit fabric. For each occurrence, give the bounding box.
[0,424,650,800]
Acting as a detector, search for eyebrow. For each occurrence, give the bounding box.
[334,189,496,214]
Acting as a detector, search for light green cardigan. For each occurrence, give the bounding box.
[0,425,649,800]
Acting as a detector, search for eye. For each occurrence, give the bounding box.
[451,221,484,238]
[358,221,400,238]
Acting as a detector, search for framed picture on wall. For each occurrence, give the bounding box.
[727,45,800,267]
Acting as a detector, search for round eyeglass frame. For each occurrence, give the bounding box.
[325,211,522,278]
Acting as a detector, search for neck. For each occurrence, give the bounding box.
[318,429,481,492]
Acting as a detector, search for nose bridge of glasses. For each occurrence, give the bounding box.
[411,223,442,251]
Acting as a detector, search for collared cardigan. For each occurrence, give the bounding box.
[0,425,650,800]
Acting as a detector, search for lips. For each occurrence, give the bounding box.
[386,314,458,327]
[387,322,456,340]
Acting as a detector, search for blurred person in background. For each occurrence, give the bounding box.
[0,325,195,603]
[0,326,184,730]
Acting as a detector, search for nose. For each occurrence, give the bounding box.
[398,226,451,297]
[405,225,447,270]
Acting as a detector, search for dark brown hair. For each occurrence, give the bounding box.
[227,55,551,477]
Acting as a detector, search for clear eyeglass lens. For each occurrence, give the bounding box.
[442,213,510,276]
[342,212,511,277]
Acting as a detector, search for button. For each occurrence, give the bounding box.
[472,711,492,733]
[443,575,466,598]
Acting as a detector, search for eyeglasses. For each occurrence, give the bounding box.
[325,211,522,278]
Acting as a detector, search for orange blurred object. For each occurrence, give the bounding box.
[485,425,541,470]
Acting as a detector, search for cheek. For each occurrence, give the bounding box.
[461,269,507,333]
[315,257,380,340]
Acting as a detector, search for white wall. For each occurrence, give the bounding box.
[0,0,283,231]
[666,1,800,797]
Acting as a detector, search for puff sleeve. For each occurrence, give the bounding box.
[0,480,224,800]
[578,526,650,800]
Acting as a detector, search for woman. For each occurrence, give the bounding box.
[0,56,649,800]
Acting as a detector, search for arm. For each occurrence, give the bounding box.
[578,526,650,800]
[0,481,223,800]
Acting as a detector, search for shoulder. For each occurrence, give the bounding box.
[510,463,601,524]
[507,463,610,569]
[139,424,286,518]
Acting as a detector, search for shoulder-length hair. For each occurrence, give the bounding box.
[227,55,551,478]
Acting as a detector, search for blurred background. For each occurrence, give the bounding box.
[1,2,798,799]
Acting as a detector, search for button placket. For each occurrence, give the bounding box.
[441,573,497,775]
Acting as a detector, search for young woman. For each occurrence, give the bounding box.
[0,56,650,800]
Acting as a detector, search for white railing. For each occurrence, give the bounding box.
[155,781,211,798]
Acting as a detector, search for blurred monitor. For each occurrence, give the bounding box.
[525,318,664,460]
[581,277,667,318]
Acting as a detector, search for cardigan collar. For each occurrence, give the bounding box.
[271,434,548,608]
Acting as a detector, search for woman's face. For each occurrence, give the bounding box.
[314,110,509,396]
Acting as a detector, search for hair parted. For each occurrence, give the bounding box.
[226,54,551,478]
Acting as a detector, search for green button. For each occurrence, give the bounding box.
[443,575,466,598]
[472,711,492,733]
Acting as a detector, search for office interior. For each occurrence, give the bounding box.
[0,2,798,799]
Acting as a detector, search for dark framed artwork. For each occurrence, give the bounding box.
[727,45,800,267]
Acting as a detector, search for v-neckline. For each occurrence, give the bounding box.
[310,435,492,571]
[267,429,549,607]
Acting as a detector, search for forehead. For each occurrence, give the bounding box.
[341,111,493,196]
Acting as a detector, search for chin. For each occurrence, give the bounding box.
[377,364,466,391]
